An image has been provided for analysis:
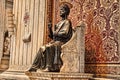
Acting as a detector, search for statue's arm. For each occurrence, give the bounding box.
[54,20,71,38]
[48,23,53,39]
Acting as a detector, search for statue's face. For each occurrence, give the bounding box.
[60,6,66,17]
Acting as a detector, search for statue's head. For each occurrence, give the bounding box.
[59,2,72,17]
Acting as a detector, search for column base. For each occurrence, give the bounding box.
[0,71,29,80]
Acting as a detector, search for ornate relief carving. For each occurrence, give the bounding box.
[110,11,119,31]
[92,16,106,31]
[101,0,114,7]
[54,0,120,74]
[83,0,96,12]
[85,0,119,63]
[102,37,119,62]
[85,64,120,74]
[44,0,53,44]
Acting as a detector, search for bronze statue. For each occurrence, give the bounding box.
[28,2,73,72]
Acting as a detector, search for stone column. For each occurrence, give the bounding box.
[7,0,46,72]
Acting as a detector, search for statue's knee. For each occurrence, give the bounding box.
[40,46,46,52]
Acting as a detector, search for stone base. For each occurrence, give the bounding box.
[0,71,29,80]
[0,56,9,72]
[94,74,120,80]
[90,78,116,80]
[85,64,120,75]
[0,71,93,80]
[25,72,93,80]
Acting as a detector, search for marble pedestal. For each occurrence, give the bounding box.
[0,71,93,80]
[26,72,93,80]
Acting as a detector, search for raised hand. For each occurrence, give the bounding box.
[48,22,52,29]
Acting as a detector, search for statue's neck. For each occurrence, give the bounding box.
[61,16,67,20]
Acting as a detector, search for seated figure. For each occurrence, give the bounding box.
[28,2,73,72]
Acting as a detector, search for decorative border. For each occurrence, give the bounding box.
[85,64,120,75]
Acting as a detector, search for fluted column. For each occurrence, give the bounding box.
[8,0,46,72]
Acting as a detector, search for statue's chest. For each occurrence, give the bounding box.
[55,21,65,30]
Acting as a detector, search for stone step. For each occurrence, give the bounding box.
[90,78,117,80]
[26,72,93,80]
[0,56,9,72]
[0,68,8,72]
[94,74,120,80]
[1,56,9,65]
[0,72,29,80]
[0,64,9,69]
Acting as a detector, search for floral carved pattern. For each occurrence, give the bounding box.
[101,0,114,7]
[110,11,119,31]
[102,37,118,62]
[54,0,120,74]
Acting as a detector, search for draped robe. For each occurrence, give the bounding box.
[31,19,72,71]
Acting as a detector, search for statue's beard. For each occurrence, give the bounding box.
[60,14,67,19]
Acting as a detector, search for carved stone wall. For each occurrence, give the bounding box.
[53,0,120,75]
[43,0,53,44]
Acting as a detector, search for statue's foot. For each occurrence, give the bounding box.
[43,67,50,72]
[28,68,37,72]
[43,68,59,72]
[49,68,60,72]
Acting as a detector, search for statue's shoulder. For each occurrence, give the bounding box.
[64,19,71,24]
[65,19,71,22]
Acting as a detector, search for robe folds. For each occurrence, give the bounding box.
[31,19,73,71]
